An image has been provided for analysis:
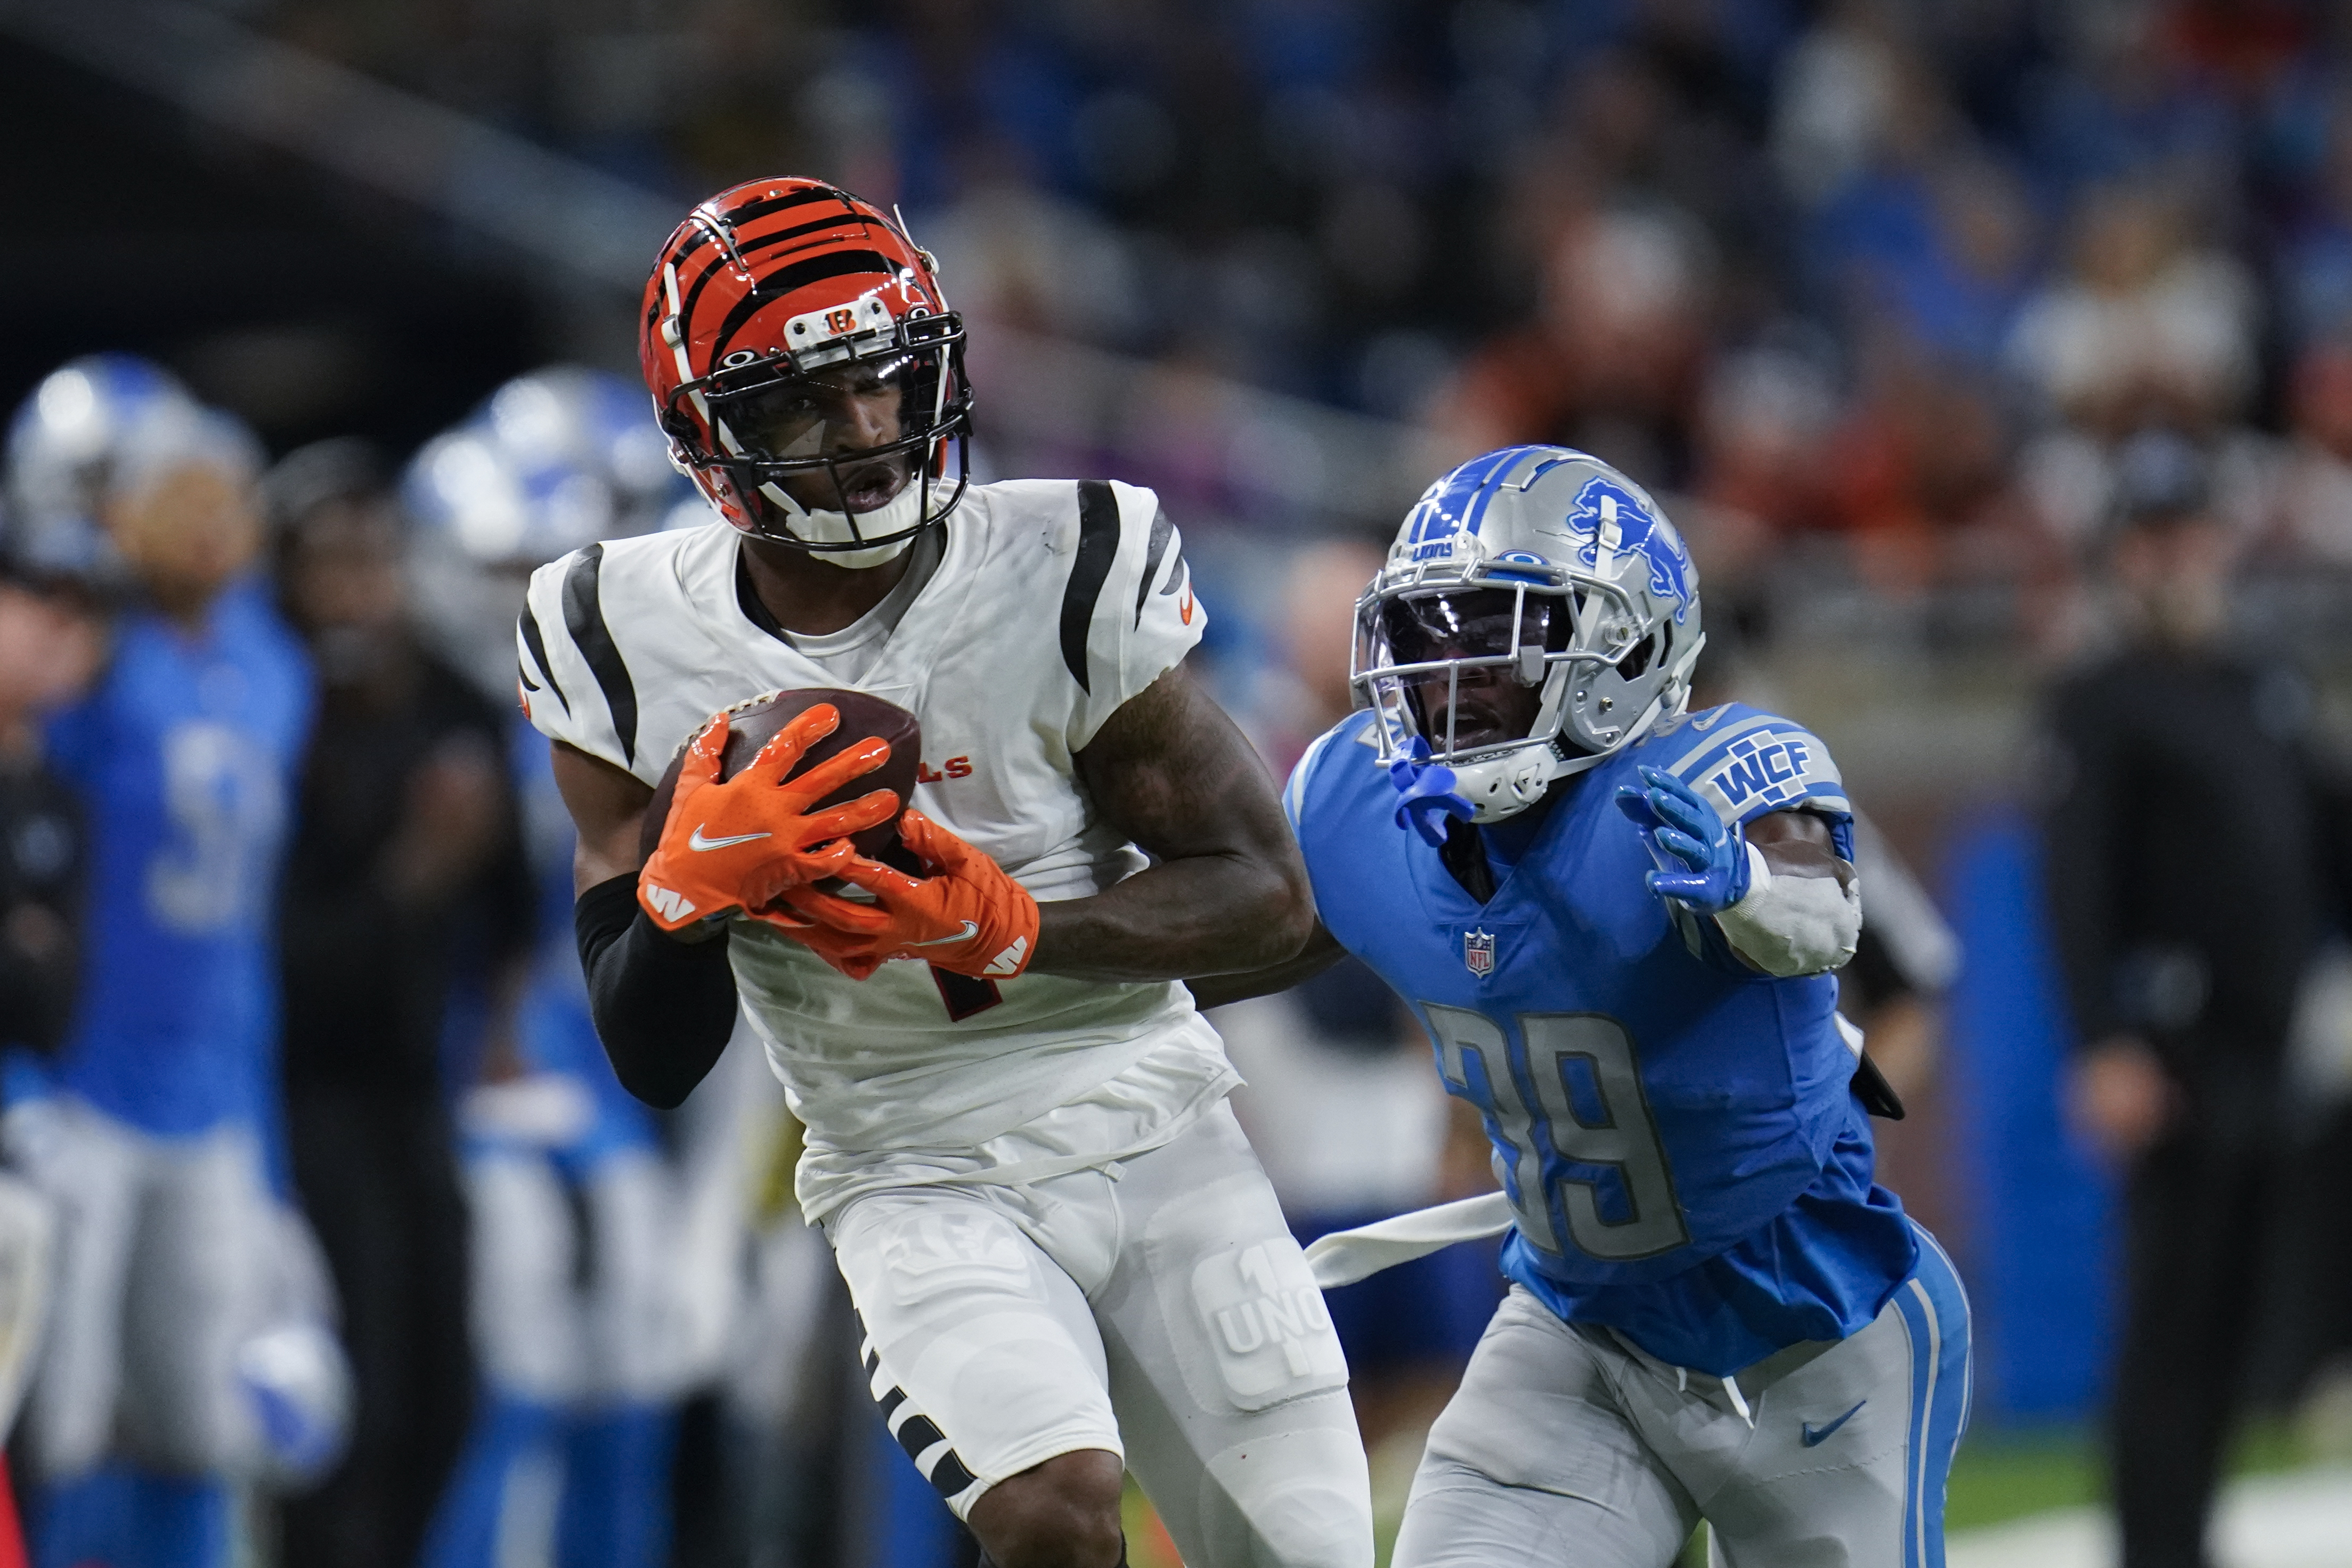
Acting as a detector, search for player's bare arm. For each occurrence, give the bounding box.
[1184,919,1346,1009]
[1747,804,1854,886]
[551,739,655,894]
[1037,663,1316,981]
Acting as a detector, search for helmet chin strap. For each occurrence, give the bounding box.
[1450,673,1688,824]
[755,476,925,567]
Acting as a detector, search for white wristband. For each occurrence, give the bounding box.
[1713,844,1861,977]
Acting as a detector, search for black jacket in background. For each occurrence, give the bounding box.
[0,758,84,1055]
[276,649,533,1099]
[2040,647,2352,1132]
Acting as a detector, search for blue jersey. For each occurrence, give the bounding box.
[506,715,656,1165]
[43,580,313,1135]
[1287,704,1917,1374]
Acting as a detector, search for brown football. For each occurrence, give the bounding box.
[641,687,922,872]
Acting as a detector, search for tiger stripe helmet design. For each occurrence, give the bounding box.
[640,178,972,556]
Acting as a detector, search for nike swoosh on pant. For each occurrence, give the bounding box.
[1801,1401,1866,1447]
[913,920,981,946]
[688,826,772,851]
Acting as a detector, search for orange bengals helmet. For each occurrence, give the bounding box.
[640,178,972,556]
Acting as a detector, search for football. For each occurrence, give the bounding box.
[640,687,922,872]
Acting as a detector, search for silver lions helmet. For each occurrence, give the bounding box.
[1352,445,1705,822]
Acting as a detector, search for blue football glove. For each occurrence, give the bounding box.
[1614,765,1752,912]
[1390,736,1476,847]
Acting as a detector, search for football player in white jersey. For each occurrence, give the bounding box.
[517,178,1372,1568]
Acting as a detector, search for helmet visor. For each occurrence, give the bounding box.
[1367,587,1574,756]
[1378,587,1570,667]
[714,357,921,524]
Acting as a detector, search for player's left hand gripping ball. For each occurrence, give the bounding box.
[638,706,901,932]
[765,810,1040,980]
[1615,766,1752,913]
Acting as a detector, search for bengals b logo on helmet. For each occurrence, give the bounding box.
[638,177,973,549]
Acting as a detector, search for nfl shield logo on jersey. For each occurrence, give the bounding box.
[1464,928,1496,977]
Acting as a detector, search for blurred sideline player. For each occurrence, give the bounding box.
[405,368,712,1568]
[524,178,1372,1568]
[264,438,529,1568]
[1,357,348,1568]
[1207,539,1498,1475]
[0,495,108,1567]
[1205,447,1971,1566]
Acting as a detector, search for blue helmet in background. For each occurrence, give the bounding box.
[3,355,210,587]
[404,365,682,569]
[1352,445,1706,822]
[405,365,691,699]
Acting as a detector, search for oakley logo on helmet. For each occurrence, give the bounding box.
[1565,476,1695,625]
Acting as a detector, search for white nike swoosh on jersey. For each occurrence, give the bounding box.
[913,920,980,946]
[688,826,772,852]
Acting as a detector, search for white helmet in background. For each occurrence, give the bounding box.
[1352,445,1705,822]
[404,365,690,699]
[3,354,254,591]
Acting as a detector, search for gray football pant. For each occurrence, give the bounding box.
[826,1101,1374,1568]
[5,1099,270,1477]
[1394,1221,1971,1568]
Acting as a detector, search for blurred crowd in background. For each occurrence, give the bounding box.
[4,2,2352,1567]
[202,0,2352,616]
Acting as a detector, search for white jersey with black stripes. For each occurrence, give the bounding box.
[517,479,1233,1220]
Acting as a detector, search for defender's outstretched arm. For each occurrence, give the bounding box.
[1034,664,1318,982]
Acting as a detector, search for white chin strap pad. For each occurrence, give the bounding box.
[1454,749,1560,823]
[756,477,924,567]
[1713,844,1862,977]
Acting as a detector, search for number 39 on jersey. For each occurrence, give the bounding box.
[1426,1005,1689,1263]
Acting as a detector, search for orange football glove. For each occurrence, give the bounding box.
[637,705,900,933]
[759,809,1040,979]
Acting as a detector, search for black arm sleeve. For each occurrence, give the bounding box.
[0,908,78,1055]
[0,777,84,1056]
[574,873,739,1109]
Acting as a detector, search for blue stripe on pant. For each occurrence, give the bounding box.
[1894,1221,1974,1568]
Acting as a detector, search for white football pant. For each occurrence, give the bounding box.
[827,1101,1375,1568]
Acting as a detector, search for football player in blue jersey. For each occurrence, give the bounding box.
[1195,446,1970,1567]
[1,356,346,1568]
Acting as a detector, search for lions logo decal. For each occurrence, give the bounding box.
[1564,476,1695,625]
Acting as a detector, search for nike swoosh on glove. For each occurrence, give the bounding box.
[758,809,1040,981]
[637,705,901,933]
[1614,765,1752,913]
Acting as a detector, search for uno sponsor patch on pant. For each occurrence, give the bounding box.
[1190,1237,1346,1407]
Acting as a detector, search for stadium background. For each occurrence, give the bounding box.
[5,0,2352,1563]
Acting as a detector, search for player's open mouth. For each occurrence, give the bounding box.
[1432,702,1515,749]
[834,459,909,514]
[1446,723,1513,750]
